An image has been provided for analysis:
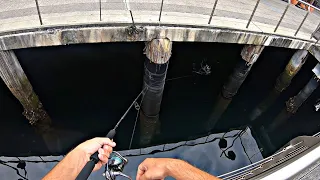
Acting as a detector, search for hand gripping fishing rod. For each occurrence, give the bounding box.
[76,88,147,180]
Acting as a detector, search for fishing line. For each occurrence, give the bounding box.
[114,86,147,130]
[219,127,248,158]
[239,135,253,164]
[3,68,211,179]
[128,89,146,149]
[126,70,213,149]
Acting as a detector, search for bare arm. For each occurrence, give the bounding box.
[136,158,220,180]
[43,138,116,180]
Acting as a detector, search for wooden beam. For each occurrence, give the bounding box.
[140,39,171,146]
[0,50,60,152]
[0,50,50,128]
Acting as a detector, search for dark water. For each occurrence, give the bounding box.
[0,42,319,156]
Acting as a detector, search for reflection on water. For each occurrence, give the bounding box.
[0,42,319,158]
[0,128,262,179]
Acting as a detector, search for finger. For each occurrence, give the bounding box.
[136,163,147,180]
[94,137,116,147]
[93,161,103,172]
[100,148,111,158]
[95,137,116,147]
[102,145,112,153]
[98,148,110,158]
[102,147,112,157]
[98,153,109,164]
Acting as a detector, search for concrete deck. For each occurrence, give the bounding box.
[1,0,319,39]
[1,0,320,61]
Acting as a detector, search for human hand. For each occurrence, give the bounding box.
[136,158,176,180]
[75,137,116,171]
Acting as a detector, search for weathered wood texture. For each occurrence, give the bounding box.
[309,46,320,63]
[144,38,172,64]
[0,50,51,133]
[241,44,265,65]
[0,25,314,51]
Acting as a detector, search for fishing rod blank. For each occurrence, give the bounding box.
[76,88,147,180]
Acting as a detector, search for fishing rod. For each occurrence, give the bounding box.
[76,87,147,180]
[76,67,203,179]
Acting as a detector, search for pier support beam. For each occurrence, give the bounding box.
[249,50,308,122]
[206,45,264,131]
[0,50,60,153]
[140,38,172,146]
[269,63,320,131]
[260,63,320,154]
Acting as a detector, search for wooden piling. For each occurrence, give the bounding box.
[140,38,172,146]
[206,45,265,131]
[249,50,308,122]
[0,50,60,152]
